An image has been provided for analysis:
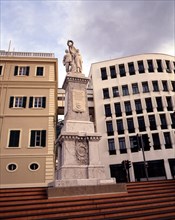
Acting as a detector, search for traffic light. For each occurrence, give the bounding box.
[132,135,141,151]
[142,134,151,151]
[126,160,131,169]
[122,160,131,170]
[122,160,126,170]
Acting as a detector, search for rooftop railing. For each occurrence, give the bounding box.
[0,50,55,58]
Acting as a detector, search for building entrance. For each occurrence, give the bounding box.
[133,160,166,181]
[110,164,127,183]
[168,159,175,179]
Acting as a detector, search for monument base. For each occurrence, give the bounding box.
[48,183,127,198]
[54,178,116,187]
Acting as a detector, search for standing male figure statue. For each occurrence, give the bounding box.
[63,49,72,73]
[75,49,82,73]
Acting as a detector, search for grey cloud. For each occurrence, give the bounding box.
[71,1,174,62]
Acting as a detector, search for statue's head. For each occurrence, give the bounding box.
[65,49,68,53]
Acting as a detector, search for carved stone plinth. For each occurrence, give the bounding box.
[55,73,115,187]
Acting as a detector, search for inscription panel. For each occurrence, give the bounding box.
[73,89,86,112]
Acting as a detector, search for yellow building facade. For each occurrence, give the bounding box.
[0,51,58,188]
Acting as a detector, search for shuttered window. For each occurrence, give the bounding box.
[9,130,20,147]
[14,66,30,76]
[29,97,46,108]
[30,130,46,147]
[9,96,27,108]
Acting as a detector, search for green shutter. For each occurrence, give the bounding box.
[23,97,27,108]
[29,97,33,108]
[41,130,46,147]
[26,66,30,76]
[14,66,18,76]
[30,131,35,146]
[9,96,14,108]
[42,97,46,108]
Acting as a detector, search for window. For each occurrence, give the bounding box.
[156,97,163,111]
[104,104,112,117]
[127,118,135,133]
[124,101,132,115]
[159,114,167,129]
[116,119,124,134]
[106,121,114,136]
[170,112,175,128]
[36,67,44,76]
[14,66,30,76]
[152,133,161,150]
[132,83,139,94]
[165,60,171,73]
[29,163,39,171]
[166,96,173,111]
[137,60,145,73]
[108,139,116,155]
[29,97,46,108]
[148,115,157,130]
[114,103,122,117]
[103,88,110,99]
[119,137,127,154]
[152,81,159,92]
[135,99,142,114]
[145,98,153,112]
[142,82,149,93]
[9,96,27,108]
[128,62,135,75]
[101,67,107,80]
[30,130,46,147]
[162,81,168,91]
[112,86,119,97]
[7,163,17,172]
[8,130,20,147]
[147,60,154,72]
[119,64,126,77]
[156,60,163,72]
[171,81,175,91]
[110,66,116,78]
[0,65,3,76]
[122,85,129,96]
[163,132,172,149]
[137,116,146,131]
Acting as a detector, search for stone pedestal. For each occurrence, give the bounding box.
[55,73,115,187]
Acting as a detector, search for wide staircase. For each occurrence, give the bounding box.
[0,179,175,220]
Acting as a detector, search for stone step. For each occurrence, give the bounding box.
[127,184,175,194]
[1,188,174,208]
[1,193,174,213]
[0,180,175,219]
[127,179,175,190]
[4,201,174,220]
[1,195,175,219]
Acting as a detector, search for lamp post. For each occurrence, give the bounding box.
[140,135,149,181]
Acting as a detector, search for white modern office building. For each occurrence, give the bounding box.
[89,53,175,182]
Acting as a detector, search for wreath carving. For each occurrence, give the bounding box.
[75,140,89,165]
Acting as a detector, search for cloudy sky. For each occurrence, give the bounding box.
[1,0,175,87]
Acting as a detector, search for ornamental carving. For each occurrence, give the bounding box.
[75,140,89,165]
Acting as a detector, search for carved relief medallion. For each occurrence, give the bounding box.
[75,140,89,165]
